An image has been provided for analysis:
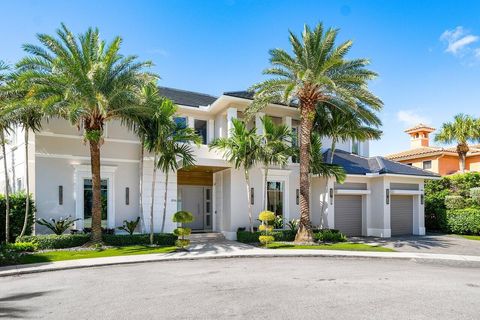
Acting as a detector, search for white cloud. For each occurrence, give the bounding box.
[396,110,430,128]
[440,26,479,55]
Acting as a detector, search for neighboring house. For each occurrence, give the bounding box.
[386,123,480,175]
[0,88,438,239]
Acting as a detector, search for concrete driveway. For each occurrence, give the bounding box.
[352,233,480,255]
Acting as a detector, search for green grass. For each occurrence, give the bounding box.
[266,242,395,252]
[19,245,177,264]
[460,235,480,241]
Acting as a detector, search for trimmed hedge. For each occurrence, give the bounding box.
[17,233,178,249]
[447,208,480,235]
[17,234,90,249]
[237,230,295,243]
[102,233,177,246]
[0,193,35,243]
[445,195,466,210]
[313,229,347,243]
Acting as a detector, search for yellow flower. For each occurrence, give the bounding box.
[259,235,275,244]
[259,224,273,232]
[259,210,275,222]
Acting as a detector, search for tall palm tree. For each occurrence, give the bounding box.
[0,61,13,243]
[259,116,293,211]
[434,114,480,172]
[315,105,382,163]
[250,23,383,242]
[309,131,346,181]
[210,118,261,232]
[17,24,154,242]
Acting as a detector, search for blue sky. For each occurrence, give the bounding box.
[2,0,480,156]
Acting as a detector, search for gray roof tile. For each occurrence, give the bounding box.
[159,87,217,107]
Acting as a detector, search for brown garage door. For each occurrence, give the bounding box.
[335,195,362,236]
[391,195,413,236]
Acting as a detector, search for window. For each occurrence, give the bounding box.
[174,117,187,130]
[407,163,413,166]
[194,119,207,144]
[83,179,108,229]
[423,160,432,170]
[352,140,359,155]
[16,178,22,192]
[267,181,284,223]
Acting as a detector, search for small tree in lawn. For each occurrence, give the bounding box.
[258,210,275,246]
[173,210,194,249]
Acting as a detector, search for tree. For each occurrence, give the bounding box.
[315,104,382,163]
[17,24,154,242]
[142,88,200,243]
[435,114,480,173]
[0,61,13,243]
[250,23,382,242]
[210,118,261,232]
[259,116,293,211]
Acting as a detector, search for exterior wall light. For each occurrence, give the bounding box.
[421,194,424,205]
[58,185,63,205]
[329,188,334,205]
[250,188,254,205]
[386,189,390,205]
[296,189,299,205]
[125,187,130,205]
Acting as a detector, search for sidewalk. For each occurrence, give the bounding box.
[2,239,480,277]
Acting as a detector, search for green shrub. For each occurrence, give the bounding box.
[236,229,295,243]
[5,241,38,252]
[447,208,480,235]
[36,216,79,235]
[0,245,21,266]
[445,195,466,210]
[313,229,347,243]
[117,217,141,235]
[102,233,177,246]
[470,187,480,205]
[173,211,193,249]
[0,193,35,243]
[17,234,90,249]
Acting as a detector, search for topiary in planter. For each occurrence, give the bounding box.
[172,211,194,249]
[258,210,275,246]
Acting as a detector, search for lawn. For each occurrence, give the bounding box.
[460,235,480,241]
[266,242,395,252]
[19,245,177,264]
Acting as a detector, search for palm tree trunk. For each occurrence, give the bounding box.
[139,144,144,232]
[89,139,103,243]
[1,130,10,243]
[295,102,315,243]
[19,129,30,238]
[459,152,466,173]
[161,171,169,233]
[245,169,253,233]
[264,166,269,211]
[149,154,158,245]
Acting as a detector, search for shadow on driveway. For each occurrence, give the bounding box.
[0,291,55,319]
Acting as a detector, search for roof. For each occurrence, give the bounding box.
[404,123,436,133]
[386,146,480,161]
[323,149,439,178]
[223,90,298,108]
[158,87,217,108]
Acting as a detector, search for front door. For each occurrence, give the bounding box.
[181,186,205,230]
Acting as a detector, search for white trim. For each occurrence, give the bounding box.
[73,164,117,230]
[334,189,371,195]
[367,228,391,238]
[390,190,423,195]
[35,153,140,163]
[261,168,291,226]
[36,132,141,144]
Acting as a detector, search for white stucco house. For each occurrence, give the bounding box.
[0,87,439,239]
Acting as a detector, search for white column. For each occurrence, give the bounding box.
[208,119,215,144]
[226,107,237,138]
[255,112,265,135]
[188,117,195,129]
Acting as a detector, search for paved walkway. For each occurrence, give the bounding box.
[351,233,480,256]
[2,236,480,277]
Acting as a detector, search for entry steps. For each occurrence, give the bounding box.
[189,232,226,241]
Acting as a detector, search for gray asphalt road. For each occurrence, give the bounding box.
[1,257,479,319]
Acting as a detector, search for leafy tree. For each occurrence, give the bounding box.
[210,118,261,232]
[17,24,154,242]
[259,116,293,211]
[434,114,480,173]
[250,23,382,242]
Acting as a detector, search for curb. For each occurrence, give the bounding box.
[2,249,480,277]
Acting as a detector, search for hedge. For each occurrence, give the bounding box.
[447,208,480,235]
[17,233,178,249]
[445,195,466,210]
[313,229,347,242]
[237,230,295,243]
[0,193,35,243]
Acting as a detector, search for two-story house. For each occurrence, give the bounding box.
[0,87,438,239]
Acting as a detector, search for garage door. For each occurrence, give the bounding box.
[335,195,362,236]
[391,195,413,236]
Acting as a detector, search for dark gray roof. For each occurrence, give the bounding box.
[159,87,217,107]
[323,149,439,178]
[223,90,298,108]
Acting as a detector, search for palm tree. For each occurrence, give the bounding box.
[17,24,154,242]
[0,61,13,243]
[259,116,293,211]
[250,23,382,242]
[315,105,382,163]
[434,114,480,172]
[210,118,261,232]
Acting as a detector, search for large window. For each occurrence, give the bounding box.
[267,181,284,221]
[352,140,360,155]
[423,160,432,170]
[174,117,187,130]
[194,119,207,144]
[83,179,108,229]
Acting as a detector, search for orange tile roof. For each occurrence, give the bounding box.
[404,123,436,133]
[386,145,480,161]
